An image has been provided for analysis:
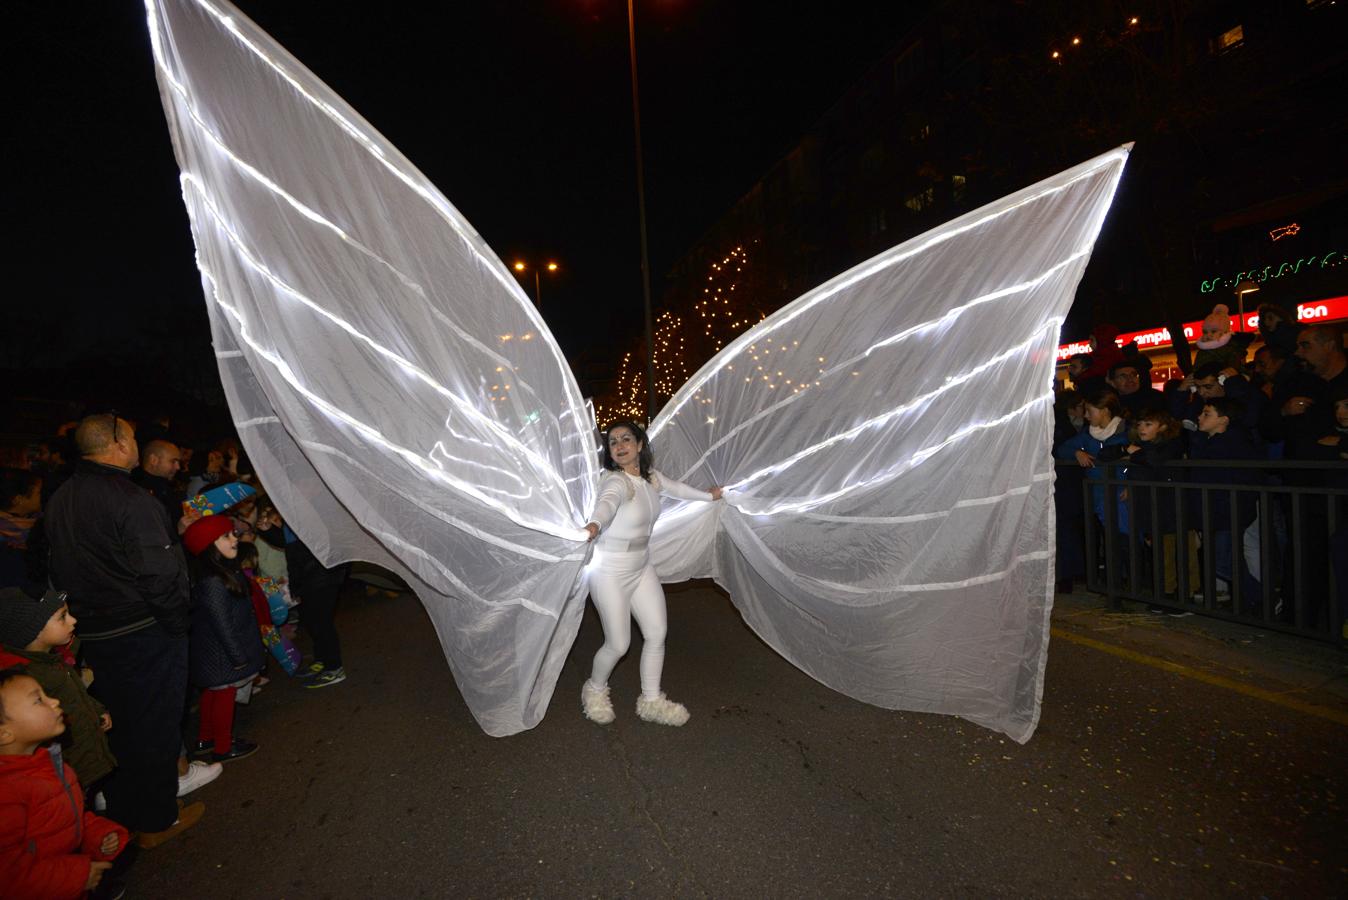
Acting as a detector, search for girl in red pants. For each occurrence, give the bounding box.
[183,516,266,763]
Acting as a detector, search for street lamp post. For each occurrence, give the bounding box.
[1234,279,1260,332]
[513,260,559,309]
[627,0,657,424]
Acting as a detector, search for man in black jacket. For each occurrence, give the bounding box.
[46,414,203,847]
[132,438,188,533]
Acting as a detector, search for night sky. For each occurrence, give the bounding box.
[12,1,932,377]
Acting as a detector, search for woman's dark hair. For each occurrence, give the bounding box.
[190,540,245,596]
[1083,389,1124,420]
[1131,408,1182,442]
[600,420,654,482]
[0,468,41,511]
[1256,302,1294,326]
[235,541,260,572]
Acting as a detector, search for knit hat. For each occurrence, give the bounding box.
[183,514,235,556]
[0,586,67,649]
[1202,304,1232,336]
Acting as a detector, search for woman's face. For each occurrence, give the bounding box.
[1135,419,1161,443]
[1068,401,1085,420]
[1085,403,1113,427]
[206,450,224,472]
[214,532,239,559]
[1335,399,1348,428]
[608,427,642,469]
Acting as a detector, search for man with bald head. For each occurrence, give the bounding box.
[46,414,202,847]
[133,439,187,531]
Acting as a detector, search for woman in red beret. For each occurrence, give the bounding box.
[182,516,265,763]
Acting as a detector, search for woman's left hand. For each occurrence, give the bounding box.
[710,486,723,501]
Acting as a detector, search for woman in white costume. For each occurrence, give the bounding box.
[582,420,722,726]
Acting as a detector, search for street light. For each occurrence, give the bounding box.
[512,260,559,309]
[1234,279,1260,332]
[627,0,657,424]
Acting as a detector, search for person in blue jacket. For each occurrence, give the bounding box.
[1054,389,1131,535]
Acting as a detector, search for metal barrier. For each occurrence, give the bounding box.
[1058,458,1347,644]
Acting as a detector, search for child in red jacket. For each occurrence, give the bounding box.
[0,666,127,899]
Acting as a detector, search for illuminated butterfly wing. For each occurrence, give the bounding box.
[146,0,598,735]
[649,147,1130,742]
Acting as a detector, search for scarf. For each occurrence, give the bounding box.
[1088,417,1123,442]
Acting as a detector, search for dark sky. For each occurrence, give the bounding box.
[12,1,932,373]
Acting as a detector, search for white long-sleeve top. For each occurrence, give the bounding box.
[588,469,713,548]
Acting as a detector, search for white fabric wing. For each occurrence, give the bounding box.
[146,0,598,736]
[147,0,1127,743]
[649,148,1129,743]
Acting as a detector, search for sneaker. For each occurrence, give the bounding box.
[298,662,325,681]
[135,800,205,849]
[581,680,615,724]
[211,738,259,764]
[189,739,214,758]
[635,692,690,726]
[177,760,223,796]
[305,667,346,689]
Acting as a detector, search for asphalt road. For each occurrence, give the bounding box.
[130,582,1347,898]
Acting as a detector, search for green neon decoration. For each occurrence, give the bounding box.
[1199,250,1344,293]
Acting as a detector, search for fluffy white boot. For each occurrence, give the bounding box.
[581,680,615,724]
[635,692,690,726]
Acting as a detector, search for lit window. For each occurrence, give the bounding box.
[1212,24,1244,53]
[904,187,935,213]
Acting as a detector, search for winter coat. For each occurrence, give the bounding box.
[1167,375,1266,445]
[1100,436,1185,535]
[1258,319,1300,357]
[46,461,190,638]
[0,646,115,790]
[1118,386,1167,419]
[1192,340,1246,374]
[189,574,266,689]
[1054,422,1131,529]
[1186,428,1265,531]
[0,745,127,900]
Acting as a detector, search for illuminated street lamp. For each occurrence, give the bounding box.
[512,259,559,308]
[1234,279,1260,332]
[627,0,657,423]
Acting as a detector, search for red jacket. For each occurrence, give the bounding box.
[0,745,127,900]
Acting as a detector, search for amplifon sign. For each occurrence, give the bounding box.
[1056,296,1348,361]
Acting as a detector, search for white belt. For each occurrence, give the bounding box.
[597,535,649,552]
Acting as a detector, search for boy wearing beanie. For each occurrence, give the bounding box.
[0,665,129,898]
[0,587,117,793]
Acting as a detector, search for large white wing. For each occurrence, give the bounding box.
[650,147,1129,743]
[146,0,598,735]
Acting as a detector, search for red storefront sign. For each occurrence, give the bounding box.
[1057,296,1348,361]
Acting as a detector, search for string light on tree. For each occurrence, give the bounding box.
[596,244,764,426]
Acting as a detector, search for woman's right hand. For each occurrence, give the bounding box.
[1074,449,1095,469]
[584,523,600,542]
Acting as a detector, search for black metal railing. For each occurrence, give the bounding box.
[1058,458,1347,644]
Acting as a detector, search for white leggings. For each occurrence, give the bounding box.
[588,549,667,699]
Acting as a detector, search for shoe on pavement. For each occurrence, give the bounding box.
[211,739,258,764]
[135,801,205,849]
[305,667,346,689]
[581,680,615,724]
[636,692,690,726]
[177,760,223,796]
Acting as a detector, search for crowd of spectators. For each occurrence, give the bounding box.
[1053,308,1348,632]
[0,411,349,895]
